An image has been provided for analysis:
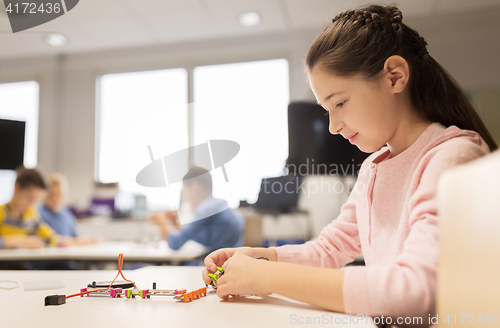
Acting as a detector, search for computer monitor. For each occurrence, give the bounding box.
[286,101,370,175]
[253,175,302,214]
[0,118,25,170]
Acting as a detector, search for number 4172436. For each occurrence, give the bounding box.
[443,314,498,325]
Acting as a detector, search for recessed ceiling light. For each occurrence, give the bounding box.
[44,33,68,47]
[238,12,261,27]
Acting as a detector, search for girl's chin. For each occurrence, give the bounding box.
[356,145,370,153]
[356,142,383,154]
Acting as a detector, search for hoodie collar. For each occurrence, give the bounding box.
[372,122,442,165]
[372,122,487,167]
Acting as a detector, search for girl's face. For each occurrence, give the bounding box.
[309,68,402,153]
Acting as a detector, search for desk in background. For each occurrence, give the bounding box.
[0,240,208,267]
[75,216,160,242]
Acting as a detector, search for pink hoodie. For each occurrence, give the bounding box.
[272,123,490,324]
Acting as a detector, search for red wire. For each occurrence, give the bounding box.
[66,254,138,299]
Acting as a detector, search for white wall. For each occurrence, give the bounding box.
[1,8,499,206]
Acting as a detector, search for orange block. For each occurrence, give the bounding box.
[183,292,193,303]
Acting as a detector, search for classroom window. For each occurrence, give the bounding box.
[0,81,39,168]
[97,69,188,209]
[193,59,290,207]
[0,81,39,204]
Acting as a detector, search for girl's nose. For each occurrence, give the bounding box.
[329,121,344,135]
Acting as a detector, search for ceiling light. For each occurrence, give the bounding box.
[238,12,261,27]
[44,33,68,47]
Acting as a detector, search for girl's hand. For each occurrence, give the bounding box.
[202,247,256,285]
[216,253,272,300]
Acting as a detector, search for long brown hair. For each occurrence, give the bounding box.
[306,5,498,151]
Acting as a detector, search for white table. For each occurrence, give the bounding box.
[0,240,208,265]
[0,266,375,328]
[75,216,160,242]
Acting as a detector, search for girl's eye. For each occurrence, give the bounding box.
[336,101,346,108]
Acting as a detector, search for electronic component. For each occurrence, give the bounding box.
[79,282,205,303]
[87,280,135,289]
[173,287,207,302]
[44,295,66,306]
[44,254,208,306]
[207,266,224,289]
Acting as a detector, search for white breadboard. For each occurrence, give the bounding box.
[23,279,65,291]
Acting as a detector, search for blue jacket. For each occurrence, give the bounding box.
[168,197,244,252]
[38,204,78,237]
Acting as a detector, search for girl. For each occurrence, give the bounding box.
[202,5,497,324]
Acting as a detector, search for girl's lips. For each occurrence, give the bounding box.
[348,133,358,144]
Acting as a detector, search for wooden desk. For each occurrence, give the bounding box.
[0,266,375,328]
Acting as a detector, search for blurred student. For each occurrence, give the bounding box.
[38,173,97,245]
[151,166,244,252]
[0,167,67,249]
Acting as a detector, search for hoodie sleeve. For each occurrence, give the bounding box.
[342,137,489,319]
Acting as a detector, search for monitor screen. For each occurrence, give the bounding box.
[253,175,302,214]
[286,101,370,176]
[0,118,25,170]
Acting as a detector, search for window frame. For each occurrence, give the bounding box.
[95,56,291,183]
[0,79,40,169]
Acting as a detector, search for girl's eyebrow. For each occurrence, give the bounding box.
[319,91,344,106]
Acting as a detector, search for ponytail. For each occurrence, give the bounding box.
[306,5,497,151]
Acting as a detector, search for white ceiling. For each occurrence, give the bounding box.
[0,0,499,60]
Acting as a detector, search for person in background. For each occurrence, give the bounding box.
[38,172,97,245]
[0,167,68,250]
[150,166,245,252]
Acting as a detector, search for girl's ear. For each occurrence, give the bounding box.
[383,55,410,94]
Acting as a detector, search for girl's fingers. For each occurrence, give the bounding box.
[204,248,233,272]
[204,252,222,272]
[222,256,233,271]
[216,283,231,300]
[201,267,212,285]
[217,273,227,286]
